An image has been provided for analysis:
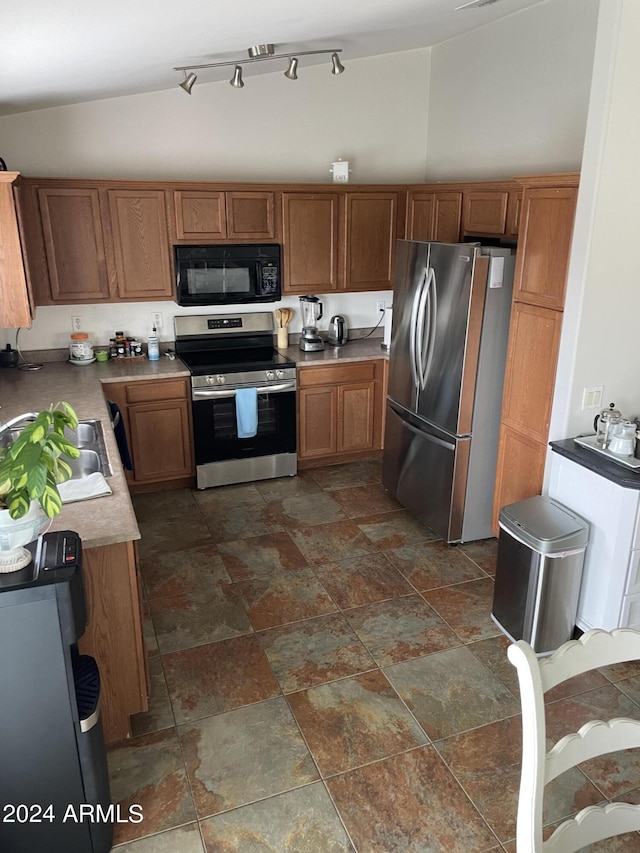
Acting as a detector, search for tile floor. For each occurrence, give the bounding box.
[107,460,640,852]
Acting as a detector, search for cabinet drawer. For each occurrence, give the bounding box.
[620,592,640,629]
[625,550,640,595]
[633,505,640,550]
[299,362,376,388]
[125,378,189,404]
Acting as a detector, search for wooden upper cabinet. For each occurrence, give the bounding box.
[0,174,34,327]
[462,191,509,235]
[38,187,111,302]
[513,187,578,309]
[282,192,339,293]
[107,189,173,300]
[343,192,398,290]
[406,191,462,243]
[506,190,523,237]
[173,189,276,241]
[174,190,226,239]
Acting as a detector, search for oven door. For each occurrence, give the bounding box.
[192,382,296,465]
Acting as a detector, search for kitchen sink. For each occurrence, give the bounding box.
[0,418,112,480]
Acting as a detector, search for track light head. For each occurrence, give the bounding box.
[284,57,298,80]
[230,65,244,88]
[331,52,345,75]
[178,71,197,94]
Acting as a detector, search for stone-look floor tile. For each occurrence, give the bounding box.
[330,483,403,518]
[257,613,376,693]
[326,746,498,852]
[254,473,324,501]
[385,646,519,740]
[232,567,338,630]
[598,660,640,683]
[386,539,487,590]
[313,552,414,609]
[216,531,308,580]
[545,684,640,744]
[459,538,499,574]
[143,604,159,658]
[288,519,380,565]
[307,460,382,491]
[356,509,439,549]
[163,634,280,724]
[112,823,205,852]
[178,697,319,818]
[467,635,520,697]
[131,657,174,737]
[343,594,462,666]
[132,488,200,523]
[107,728,196,845]
[288,669,428,776]
[200,502,284,544]
[435,716,603,844]
[150,587,252,654]
[580,747,640,801]
[199,783,354,852]
[193,482,265,509]
[140,544,231,599]
[268,492,348,529]
[137,516,212,559]
[422,577,500,643]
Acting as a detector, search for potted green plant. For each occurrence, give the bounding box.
[0,402,80,572]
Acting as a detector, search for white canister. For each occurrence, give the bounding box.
[69,333,94,361]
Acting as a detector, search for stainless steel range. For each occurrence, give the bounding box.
[175,312,297,489]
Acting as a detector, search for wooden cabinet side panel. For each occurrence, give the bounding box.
[492,426,547,534]
[78,541,146,744]
[344,193,397,290]
[501,303,563,444]
[513,187,578,309]
[174,190,226,239]
[339,383,375,452]
[0,180,32,327]
[298,386,337,458]
[128,400,194,482]
[282,193,339,293]
[226,191,276,239]
[107,189,173,300]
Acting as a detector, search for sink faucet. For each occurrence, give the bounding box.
[0,412,39,435]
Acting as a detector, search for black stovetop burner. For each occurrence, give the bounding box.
[179,346,295,376]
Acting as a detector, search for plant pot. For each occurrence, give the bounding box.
[0,503,49,572]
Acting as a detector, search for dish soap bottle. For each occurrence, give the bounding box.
[147,326,160,361]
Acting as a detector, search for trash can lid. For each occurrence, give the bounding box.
[499,495,588,554]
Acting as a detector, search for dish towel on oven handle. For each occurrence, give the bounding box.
[235,387,258,438]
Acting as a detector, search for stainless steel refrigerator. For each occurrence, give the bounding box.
[382,240,515,543]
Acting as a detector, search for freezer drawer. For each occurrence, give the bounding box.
[382,403,470,542]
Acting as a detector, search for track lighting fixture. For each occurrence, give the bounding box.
[174,44,345,93]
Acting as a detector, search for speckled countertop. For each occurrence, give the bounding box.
[0,342,386,548]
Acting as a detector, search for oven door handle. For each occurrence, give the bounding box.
[192,381,297,400]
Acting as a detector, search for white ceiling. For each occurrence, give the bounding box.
[0,0,546,117]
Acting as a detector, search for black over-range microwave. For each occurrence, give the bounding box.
[175,244,281,307]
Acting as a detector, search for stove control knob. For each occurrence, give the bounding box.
[266,371,275,381]
[275,369,285,379]
[216,375,225,385]
[206,375,214,385]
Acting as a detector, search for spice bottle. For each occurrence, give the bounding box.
[147,326,160,360]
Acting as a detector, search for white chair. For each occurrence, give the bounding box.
[508,628,640,852]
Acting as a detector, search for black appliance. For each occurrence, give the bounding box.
[175,312,297,489]
[0,531,112,853]
[175,244,281,306]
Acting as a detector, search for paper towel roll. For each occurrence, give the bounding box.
[382,307,393,350]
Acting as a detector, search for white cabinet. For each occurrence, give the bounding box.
[547,451,640,631]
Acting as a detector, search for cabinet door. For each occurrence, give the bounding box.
[38,187,111,302]
[128,399,193,482]
[282,193,339,293]
[506,190,523,237]
[462,191,509,235]
[226,191,276,239]
[298,386,338,458]
[338,382,376,452]
[174,190,226,239]
[107,189,173,300]
[406,192,435,241]
[407,192,462,243]
[0,176,33,327]
[492,425,547,533]
[343,192,398,290]
[513,187,577,309]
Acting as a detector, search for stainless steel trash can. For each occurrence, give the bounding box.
[491,495,589,655]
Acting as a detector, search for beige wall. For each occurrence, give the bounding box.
[426,0,599,180]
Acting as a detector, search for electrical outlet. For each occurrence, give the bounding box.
[582,385,604,410]
[376,300,386,314]
[71,316,82,332]
[151,312,163,329]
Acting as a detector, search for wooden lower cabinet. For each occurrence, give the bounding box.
[105,377,195,487]
[77,540,147,743]
[297,360,384,466]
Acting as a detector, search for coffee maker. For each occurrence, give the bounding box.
[299,295,324,352]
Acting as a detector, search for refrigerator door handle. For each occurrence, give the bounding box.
[418,266,437,390]
[400,417,456,451]
[409,267,428,390]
